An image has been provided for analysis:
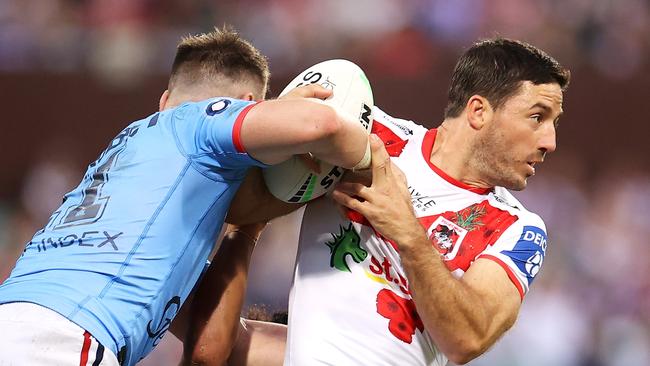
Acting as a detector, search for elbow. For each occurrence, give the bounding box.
[444,337,487,365]
[185,344,227,366]
[447,349,481,365]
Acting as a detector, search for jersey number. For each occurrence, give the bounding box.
[58,126,137,228]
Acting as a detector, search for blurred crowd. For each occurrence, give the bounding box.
[1,0,649,365]
[1,0,649,85]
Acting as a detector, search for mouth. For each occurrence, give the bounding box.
[526,161,537,175]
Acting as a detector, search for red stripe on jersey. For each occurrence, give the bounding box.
[79,331,92,366]
[371,120,408,157]
[232,102,262,153]
[346,209,370,226]
[421,129,492,195]
[478,254,525,301]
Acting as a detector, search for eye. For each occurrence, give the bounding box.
[530,114,542,123]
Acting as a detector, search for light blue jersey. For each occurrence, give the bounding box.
[0,97,265,365]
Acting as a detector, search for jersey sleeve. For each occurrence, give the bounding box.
[175,98,269,172]
[476,214,548,300]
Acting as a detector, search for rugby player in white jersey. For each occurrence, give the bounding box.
[181,38,570,366]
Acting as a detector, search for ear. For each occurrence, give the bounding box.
[159,90,170,111]
[238,91,256,101]
[466,95,492,130]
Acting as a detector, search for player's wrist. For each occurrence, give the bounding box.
[225,223,267,246]
[351,140,371,171]
[394,227,430,253]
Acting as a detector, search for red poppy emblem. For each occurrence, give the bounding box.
[376,289,424,343]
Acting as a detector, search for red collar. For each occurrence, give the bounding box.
[421,129,492,195]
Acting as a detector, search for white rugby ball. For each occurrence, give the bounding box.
[263,59,374,203]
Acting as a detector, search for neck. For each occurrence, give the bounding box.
[430,119,492,189]
[162,84,257,111]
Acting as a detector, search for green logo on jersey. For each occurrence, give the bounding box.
[325,223,367,272]
[454,204,486,231]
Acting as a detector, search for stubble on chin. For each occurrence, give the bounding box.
[470,126,526,191]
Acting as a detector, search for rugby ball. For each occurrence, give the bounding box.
[263,59,374,203]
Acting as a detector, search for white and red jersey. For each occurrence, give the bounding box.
[285,107,548,366]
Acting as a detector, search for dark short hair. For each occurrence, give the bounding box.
[444,38,570,118]
[169,26,270,97]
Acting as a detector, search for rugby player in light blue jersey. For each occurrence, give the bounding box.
[0,27,371,366]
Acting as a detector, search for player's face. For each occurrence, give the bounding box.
[473,81,563,190]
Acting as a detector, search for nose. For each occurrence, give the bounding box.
[539,122,557,155]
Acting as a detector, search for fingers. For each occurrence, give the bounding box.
[281,84,333,100]
[369,134,392,185]
[391,164,408,186]
[331,188,367,213]
[303,84,334,100]
[335,182,370,201]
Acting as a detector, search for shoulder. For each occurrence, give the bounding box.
[174,97,254,119]
[371,106,428,139]
[490,187,546,231]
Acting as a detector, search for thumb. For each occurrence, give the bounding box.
[303,84,333,100]
[282,84,333,100]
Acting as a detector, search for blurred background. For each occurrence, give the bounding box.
[1,0,649,365]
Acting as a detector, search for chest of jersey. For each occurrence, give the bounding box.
[348,127,519,276]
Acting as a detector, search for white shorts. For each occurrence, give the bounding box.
[0,302,119,366]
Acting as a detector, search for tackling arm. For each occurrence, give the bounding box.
[240,85,370,169]
[178,223,266,366]
[331,135,521,365]
[225,167,303,226]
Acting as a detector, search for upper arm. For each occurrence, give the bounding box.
[460,216,548,345]
[461,258,522,338]
[477,217,549,299]
[187,98,269,171]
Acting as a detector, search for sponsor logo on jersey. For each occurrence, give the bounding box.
[323,223,423,344]
[389,120,414,136]
[25,230,123,255]
[206,99,231,115]
[409,186,436,211]
[367,255,410,296]
[492,193,520,210]
[501,226,547,284]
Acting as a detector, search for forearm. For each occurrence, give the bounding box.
[227,319,287,366]
[183,224,265,366]
[225,168,303,225]
[241,99,370,168]
[398,232,500,364]
[305,104,370,170]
